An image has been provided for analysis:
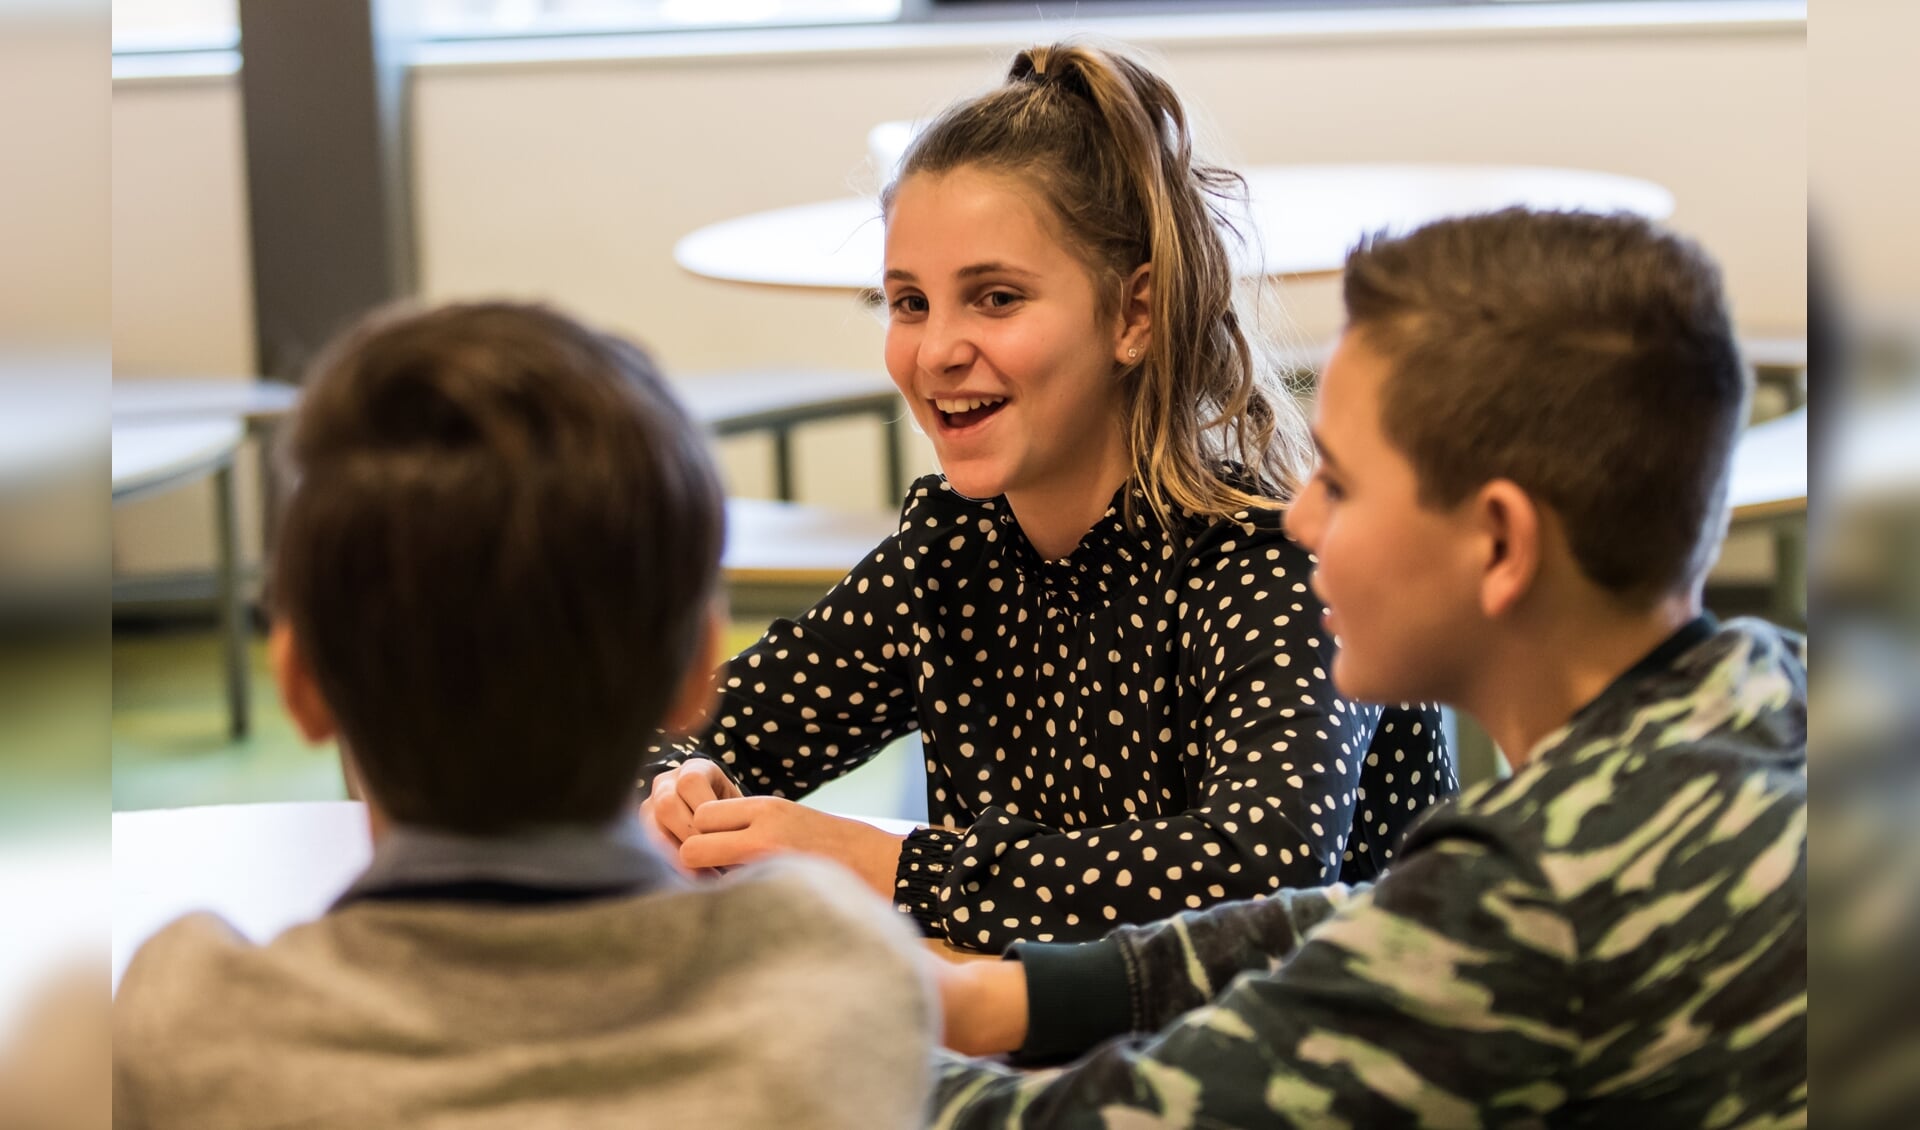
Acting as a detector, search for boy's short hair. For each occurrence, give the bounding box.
[272,302,725,833]
[1343,208,1749,603]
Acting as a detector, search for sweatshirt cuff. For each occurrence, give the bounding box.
[895,825,964,939]
[1006,937,1134,1065]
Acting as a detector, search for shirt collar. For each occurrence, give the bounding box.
[332,814,685,911]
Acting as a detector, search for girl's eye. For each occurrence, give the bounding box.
[890,294,927,316]
[982,290,1023,310]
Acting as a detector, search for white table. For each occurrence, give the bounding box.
[673,369,904,504]
[1726,407,1808,622]
[111,372,910,505]
[723,497,898,590]
[112,801,928,990]
[1728,406,1807,523]
[675,163,1675,293]
[112,419,251,737]
[112,378,301,424]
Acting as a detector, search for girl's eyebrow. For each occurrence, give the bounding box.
[883,263,1040,284]
[956,262,1040,280]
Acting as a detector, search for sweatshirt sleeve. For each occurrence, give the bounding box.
[929,827,1578,1129]
[1007,879,1368,1063]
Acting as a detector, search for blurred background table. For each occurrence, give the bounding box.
[112,419,250,738]
[675,162,1676,293]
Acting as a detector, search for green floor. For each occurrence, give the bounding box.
[110,621,924,821]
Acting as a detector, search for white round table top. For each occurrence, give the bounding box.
[110,418,244,501]
[111,800,920,990]
[722,497,899,586]
[112,377,301,423]
[1727,407,1808,522]
[674,163,1676,293]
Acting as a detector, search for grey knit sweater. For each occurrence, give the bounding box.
[114,851,936,1129]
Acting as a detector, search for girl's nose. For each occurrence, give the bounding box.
[919,312,978,376]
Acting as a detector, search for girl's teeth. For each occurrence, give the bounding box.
[936,397,1005,413]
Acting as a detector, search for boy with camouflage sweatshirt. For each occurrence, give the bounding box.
[926,209,1807,1128]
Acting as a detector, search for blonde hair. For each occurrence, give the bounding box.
[882,41,1312,525]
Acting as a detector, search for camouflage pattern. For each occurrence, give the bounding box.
[930,617,1807,1128]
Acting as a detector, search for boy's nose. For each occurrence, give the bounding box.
[1283,485,1322,551]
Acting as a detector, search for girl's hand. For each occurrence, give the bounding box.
[678,796,904,899]
[640,758,741,848]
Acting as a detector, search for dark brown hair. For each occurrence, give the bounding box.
[272,301,725,833]
[882,41,1312,524]
[1344,208,1749,602]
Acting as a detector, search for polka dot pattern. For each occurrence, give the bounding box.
[650,475,1454,948]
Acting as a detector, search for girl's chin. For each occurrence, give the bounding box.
[938,464,1010,501]
[940,471,1006,498]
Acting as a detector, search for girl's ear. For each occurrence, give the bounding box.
[1115,264,1152,364]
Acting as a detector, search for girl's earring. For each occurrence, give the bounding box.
[1127,348,1139,360]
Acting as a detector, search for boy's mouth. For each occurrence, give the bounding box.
[932,395,1008,431]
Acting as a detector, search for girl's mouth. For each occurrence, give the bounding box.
[933,395,1008,431]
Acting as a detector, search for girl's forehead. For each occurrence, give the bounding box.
[885,169,1081,272]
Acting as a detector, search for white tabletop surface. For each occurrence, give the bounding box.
[722,497,899,582]
[112,800,920,990]
[112,377,301,422]
[110,418,244,499]
[675,163,1676,292]
[1727,406,1808,519]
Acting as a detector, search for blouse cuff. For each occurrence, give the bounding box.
[895,825,965,939]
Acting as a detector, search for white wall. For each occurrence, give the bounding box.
[111,12,1809,576]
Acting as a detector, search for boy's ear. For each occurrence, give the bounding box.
[1472,479,1543,619]
[268,621,337,744]
[662,605,725,737]
[1114,264,1151,364]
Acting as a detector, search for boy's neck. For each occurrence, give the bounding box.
[1466,588,1703,770]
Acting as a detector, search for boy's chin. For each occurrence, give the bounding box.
[1329,653,1417,708]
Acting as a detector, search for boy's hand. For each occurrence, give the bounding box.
[678,797,905,899]
[641,758,741,848]
[925,951,1031,1058]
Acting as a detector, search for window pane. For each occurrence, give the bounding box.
[421,0,901,38]
[112,0,237,52]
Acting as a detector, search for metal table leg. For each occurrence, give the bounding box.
[882,410,907,506]
[771,427,795,502]
[214,463,251,739]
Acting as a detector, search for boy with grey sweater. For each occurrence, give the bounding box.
[112,303,937,1129]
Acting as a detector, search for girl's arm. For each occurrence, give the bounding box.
[639,483,934,800]
[900,523,1435,947]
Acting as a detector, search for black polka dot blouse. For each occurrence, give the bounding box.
[649,474,1455,949]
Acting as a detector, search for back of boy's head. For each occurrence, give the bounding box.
[885,40,1314,524]
[272,301,725,834]
[1343,208,1749,604]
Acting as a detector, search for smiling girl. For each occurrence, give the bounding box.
[642,42,1454,951]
